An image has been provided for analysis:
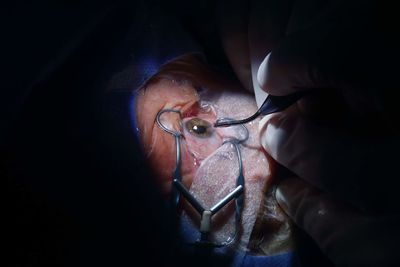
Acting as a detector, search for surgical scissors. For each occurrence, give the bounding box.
[214,91,310,127]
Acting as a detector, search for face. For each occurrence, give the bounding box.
[134,54,290,253]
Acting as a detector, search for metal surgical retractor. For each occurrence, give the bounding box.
[156,109,249,247]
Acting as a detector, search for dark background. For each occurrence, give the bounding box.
[3,1,331,266]
[3,0,236,266]
[3,1,179,266]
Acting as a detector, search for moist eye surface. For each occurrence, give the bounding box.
[184,118,213,138]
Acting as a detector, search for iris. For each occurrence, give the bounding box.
[185,118,213,138]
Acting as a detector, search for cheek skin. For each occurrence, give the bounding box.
[146,126,176,192]
[135,80,200,194]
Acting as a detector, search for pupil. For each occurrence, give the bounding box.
[193,125,206,134]
[184,118,212,138]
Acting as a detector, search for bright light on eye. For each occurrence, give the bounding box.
[185,118,213,138]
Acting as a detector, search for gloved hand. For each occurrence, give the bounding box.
[254,0,400,266]
[274,176,400,266]
[256,0,399,211]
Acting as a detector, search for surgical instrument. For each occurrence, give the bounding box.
[214,91,310,127]
[156,109,249,247]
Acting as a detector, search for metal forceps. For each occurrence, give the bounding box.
[156,108,249,247]
[214,91,310,127]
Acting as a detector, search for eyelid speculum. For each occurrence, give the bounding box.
[156,108,250,247]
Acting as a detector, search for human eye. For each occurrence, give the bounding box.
[184,118,214,138]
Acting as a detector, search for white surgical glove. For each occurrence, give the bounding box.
[257,0,399,212]
[274,176,400,266]
[254,1,400,265]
